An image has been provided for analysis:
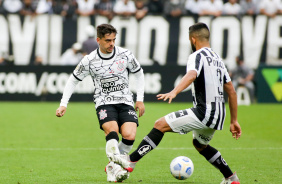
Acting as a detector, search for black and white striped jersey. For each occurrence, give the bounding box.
[72,46,144,108]
[186,47,231,130]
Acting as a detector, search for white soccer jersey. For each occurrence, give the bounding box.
[187,47,231,130]
[71,46,144,108]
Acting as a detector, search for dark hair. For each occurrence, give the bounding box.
[189,22,210,41]
[97,24,117,38]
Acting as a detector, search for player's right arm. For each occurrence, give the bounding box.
[157,70,197,103]
[56,75,80,117]
[224,81,241,139]
[56,56,90,117]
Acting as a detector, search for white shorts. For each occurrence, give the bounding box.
[164,108,216,145]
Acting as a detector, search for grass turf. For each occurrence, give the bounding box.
[0,102,281,184]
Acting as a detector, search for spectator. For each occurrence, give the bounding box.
[82,25,99,55]
[36,0,53,14]
[147,0,163,15]
[75,0,97,16]
[33,55,43,66]
[95,0,115,20]
[20,0,37,16]
[222,0,241,16]
[2,0,22,14]
[113,0,136,18]
[230,56,255,102]
[240,0,257,15]
[185,0,200,16]
[135,0,148,21]
[198,0,223,17]
[61,42,83,65]
[0,52,14,65]
[53,0,76,19]
[259,0,281,18]
[164,0,186,18]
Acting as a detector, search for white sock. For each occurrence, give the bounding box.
[118,141,133,155]
[106,139,120,159]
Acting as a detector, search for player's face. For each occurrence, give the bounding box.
[97,33,116,54]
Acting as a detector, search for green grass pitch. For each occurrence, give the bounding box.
[0,102,281,184]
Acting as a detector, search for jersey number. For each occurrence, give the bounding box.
[216,69,223,95]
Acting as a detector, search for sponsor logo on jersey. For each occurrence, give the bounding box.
[75,64,84,75]
[101,77,126,93]
[99,109,107,120]
[138,145,151,156]
[215,96,225,102]
[109,68,114,74]
[198,134,211,142]
[102,83,126,94]
[131,58,139,70]
[105,96,113,102]
[128,110,138,119]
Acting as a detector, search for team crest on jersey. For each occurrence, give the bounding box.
[99,109,107,120]
[116,60,125,71]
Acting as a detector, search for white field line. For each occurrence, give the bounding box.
[0,147,281,151]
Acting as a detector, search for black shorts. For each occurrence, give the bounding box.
[96,104,139,130]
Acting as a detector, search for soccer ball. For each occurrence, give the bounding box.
[170,156,194,180]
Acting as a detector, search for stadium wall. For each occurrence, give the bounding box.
[0,15,282,103]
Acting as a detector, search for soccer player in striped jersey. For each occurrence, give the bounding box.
[56,24,145,182]
[108,22,241,184]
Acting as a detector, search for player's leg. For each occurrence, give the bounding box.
[119,122,136,154]
[118,104,139,155]
[97,105,120,156]
[130,109,197,163]
[129,116,172,163]
[97,105,127,182]
[192,129,240,183]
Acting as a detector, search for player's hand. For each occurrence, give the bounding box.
[56,106,67,117]
[230,121,241,140]
[135,101,145,117]
[157,91,177,104]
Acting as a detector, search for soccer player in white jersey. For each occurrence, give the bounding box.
[108,23,242,184]
[56,24,145,182]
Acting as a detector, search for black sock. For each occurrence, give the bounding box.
[106,131,119,142]
[130,128,164,162]
[121,138,134,146]
[200,145,233,178]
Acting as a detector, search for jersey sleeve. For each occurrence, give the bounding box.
[73,56,90,81]
[127,53,142,73]
[186,52,203,77]
[223,67,231,84]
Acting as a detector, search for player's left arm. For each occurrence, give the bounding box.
[157,70,197,103]
[133,69,145,117]
[128,54,145,117]
[224,81,242,139]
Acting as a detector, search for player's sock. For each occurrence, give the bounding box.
[130,128,164,162]
[199,145,233,178]
[106,131,120,157]
[118,138,134,155]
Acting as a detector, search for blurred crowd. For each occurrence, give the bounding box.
[0,0,282,21]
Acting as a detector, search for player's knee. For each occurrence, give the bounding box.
[154,117,170,133]
[122,132,136,141]
[193,139,207,152]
